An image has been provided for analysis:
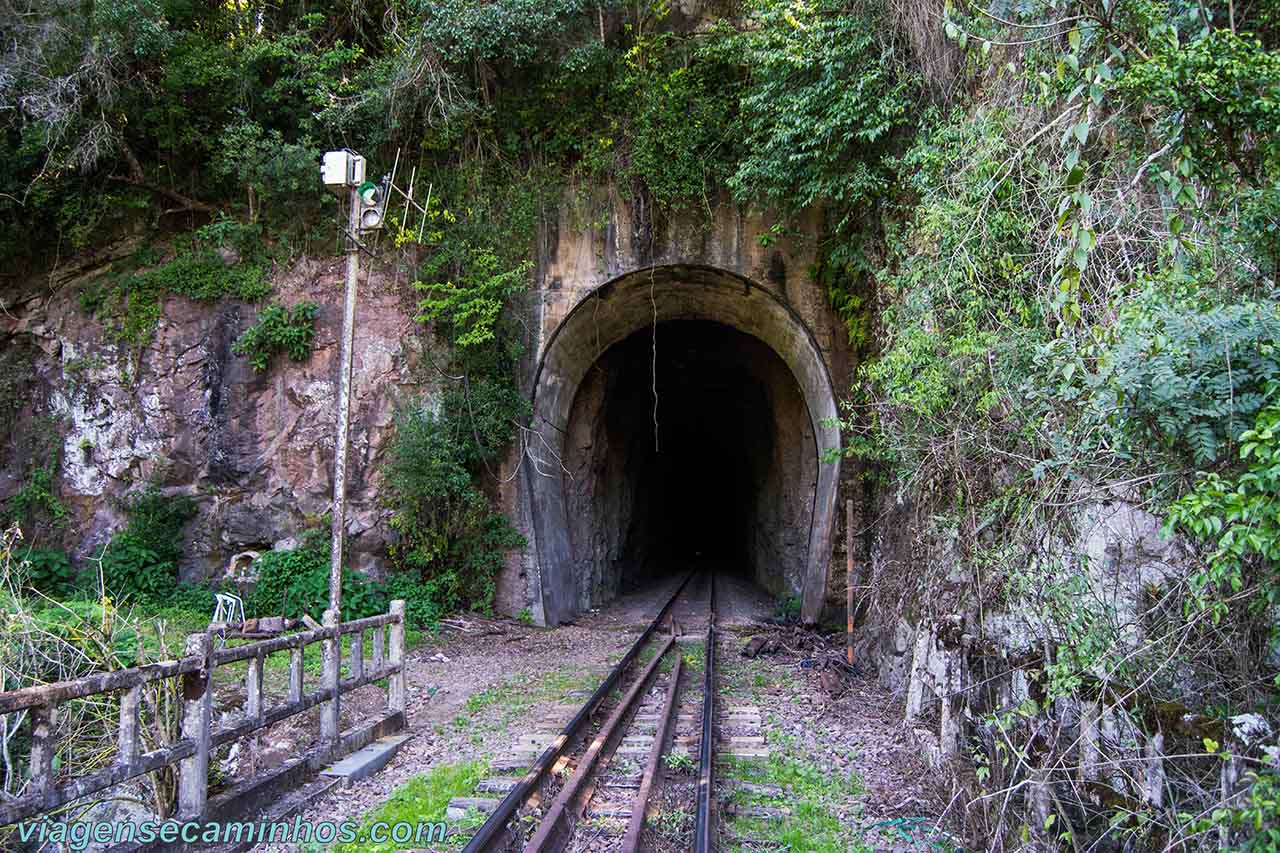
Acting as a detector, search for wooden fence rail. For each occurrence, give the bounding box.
[0,600,407,828]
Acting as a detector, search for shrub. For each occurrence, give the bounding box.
[1167,396,1280,618]
[382,572,446,628]
[97,246,272,347]
[232,301,320,371]
[246,542,388,620]
[414,243,532,349]
[119,487,196,565]
[100,538,177,602]
[616,29,739,212]
[384,403,525,616]
[719,0,914,218]
[17,547,77,595]
[96,486,200,604]
[5,460,68,530]
[1080,282,1280,466]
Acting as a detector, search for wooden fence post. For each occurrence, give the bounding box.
[288,646,304,704]
[321,610,340,744]
[178,632,212,820]
[388,600,406,714]
[28,705,56,799]
[351,630,364,682]
[117,685,141,765]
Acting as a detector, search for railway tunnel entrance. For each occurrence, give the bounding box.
[564,321,815,598]
[527,265,840,625]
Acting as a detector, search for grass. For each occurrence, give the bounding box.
[459,665,599,730]
[720,734,869,853]
[681,641,706,671]
[714,643,799,701]
[713,636,869,853]
[313,759,489,853]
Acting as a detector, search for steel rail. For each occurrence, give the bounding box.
[620,634,684,853]
[525,634,676,853]
[693,572,716,853]
[460,572,694,853]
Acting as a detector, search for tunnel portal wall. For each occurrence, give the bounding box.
[496,197,853,625]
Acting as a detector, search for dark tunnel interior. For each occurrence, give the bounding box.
[564,320,816,603]
[609,321,772,580]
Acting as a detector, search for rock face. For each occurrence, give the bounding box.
[1,192,859,623]
[861,484,1197,769]
[1,255,425,581]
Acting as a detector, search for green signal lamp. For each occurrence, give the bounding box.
[356,180,387,231]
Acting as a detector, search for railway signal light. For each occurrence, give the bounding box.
[356,179,388,232]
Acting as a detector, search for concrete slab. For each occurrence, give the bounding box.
[476,777,521,794]
[491,755,536,773]
[720,748,770,759]
[320,734,412,787]
[446,797,500,821]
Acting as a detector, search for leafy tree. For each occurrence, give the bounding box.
[415,245,532,348]
[1167,396,1280,618]
[717,0,914,217]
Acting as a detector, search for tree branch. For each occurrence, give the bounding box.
[112,141,219,214]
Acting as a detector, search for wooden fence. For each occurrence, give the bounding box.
[0,600,406,827]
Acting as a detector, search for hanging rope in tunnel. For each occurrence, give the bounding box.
[650,264,659,453]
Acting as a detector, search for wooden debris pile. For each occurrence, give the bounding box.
[739,625,857,696]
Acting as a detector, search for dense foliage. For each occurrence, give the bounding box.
[4,0,1280,846]
[95,486,214,608]
[383,348,527,618]
[247,535,388,621]
[834,1,1280,848]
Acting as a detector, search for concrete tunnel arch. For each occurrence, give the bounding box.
[526,264,840,625]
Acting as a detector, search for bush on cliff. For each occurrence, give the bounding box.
[246,539,388,622]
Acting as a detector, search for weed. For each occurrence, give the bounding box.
[332,759,487,853]
[719,734,868,853]
[663,750,695,775]
[232,301,320,371]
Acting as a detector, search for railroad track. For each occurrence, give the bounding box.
[449,571,764,853]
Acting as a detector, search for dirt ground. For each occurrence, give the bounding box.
[248,574,950,852]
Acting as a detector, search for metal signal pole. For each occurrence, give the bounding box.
[321,149,389,618]
[328,182,361,616]
[846,498,855,667]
